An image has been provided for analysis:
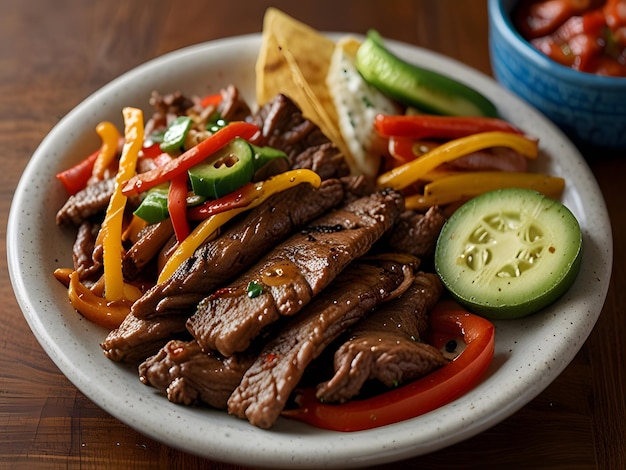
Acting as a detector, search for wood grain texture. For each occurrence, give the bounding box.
[1,0,623,468]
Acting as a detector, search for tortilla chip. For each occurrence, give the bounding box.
[256,8,356,173]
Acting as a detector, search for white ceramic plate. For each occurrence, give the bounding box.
[7,34,612,469]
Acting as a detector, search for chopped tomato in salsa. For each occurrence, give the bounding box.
[514,0,626,77]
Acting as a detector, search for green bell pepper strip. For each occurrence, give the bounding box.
[121,121,260,197]
[356,30,498,117]
[160,116,194,153]
[282,300,495,431]
[133,187,169,224]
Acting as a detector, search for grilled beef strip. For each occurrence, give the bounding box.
[250,94,350,179]
[102,313,190,364]
[56,177,116,226]
[130,179,345,319]
[103,179,344,363]
[315,272,447,404]
[72,220,102,282]
[227,254,419,429]
[122,218,175,281]
[138,339,255,409]
[383,206,447,259]
[187,189,405,358]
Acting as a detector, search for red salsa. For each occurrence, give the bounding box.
[513,0,626,77]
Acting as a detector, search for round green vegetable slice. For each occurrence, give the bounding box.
[188,137,254,199]
[434,188,582,319]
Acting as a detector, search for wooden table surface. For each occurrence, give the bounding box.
[1,0,623,468]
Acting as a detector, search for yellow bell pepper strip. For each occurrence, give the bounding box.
[56,149,99,195]
[377,131,539,190]
[67,271,141,330]
[404,171,566,210]
[98,107,144,301]
[92,121,121,179]
[122,214,148,244]
[282,300,495,431]
[168,173,191,242]
[121,121,260,197]
[374,114,525,140]
[158,169,322,283]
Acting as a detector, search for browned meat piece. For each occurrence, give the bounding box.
[101,313,188,364]
[187,190,405,358]
[72,220,102,282]
[227,254,419,429]
[56,177,115,226]
[144,90,197,137]
[384,206,447,258]
[250,94,350,179]
[217,84,252,122]
[122,218,175,281]
[291,142,349,180]
[131,179,345,319]
[315,272,447,404]
[138,339,255,409]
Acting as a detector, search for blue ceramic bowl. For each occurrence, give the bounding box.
[488,0,626,151]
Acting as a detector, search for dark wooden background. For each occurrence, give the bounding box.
[1,1,624,468]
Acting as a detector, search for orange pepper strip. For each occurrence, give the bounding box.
[67,271,140,330]
[98,107,143,301]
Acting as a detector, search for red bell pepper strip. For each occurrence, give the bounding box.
[388,136,437,164]
[200,92,223,108]
[374,114,525,141]
[121,121,260,196]
[187,181,258,220]
[282,300,495,432]
[56,149,99,195]
[168,173,191,242]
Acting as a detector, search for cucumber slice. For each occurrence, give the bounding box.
[188,137,254,199]
[434,188,582,319]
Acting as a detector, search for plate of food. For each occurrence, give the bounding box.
[7,8,612,469]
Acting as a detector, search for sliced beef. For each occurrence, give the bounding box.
[251,94,350,179]
[131,179,345,319]
[72,220,102,282]
[101,313,188,364]
[122,218,175,281]
[227,254,419,429]
[56,177,115,226]
[144,90,197,137]
[291,142,348,180]
[187,189,405,357]
[315,272,447,404]
[384,206,447,258]
[217,84,252,122]
[139,339,255,409]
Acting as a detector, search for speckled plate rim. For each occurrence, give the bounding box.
[7,33,612,469]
